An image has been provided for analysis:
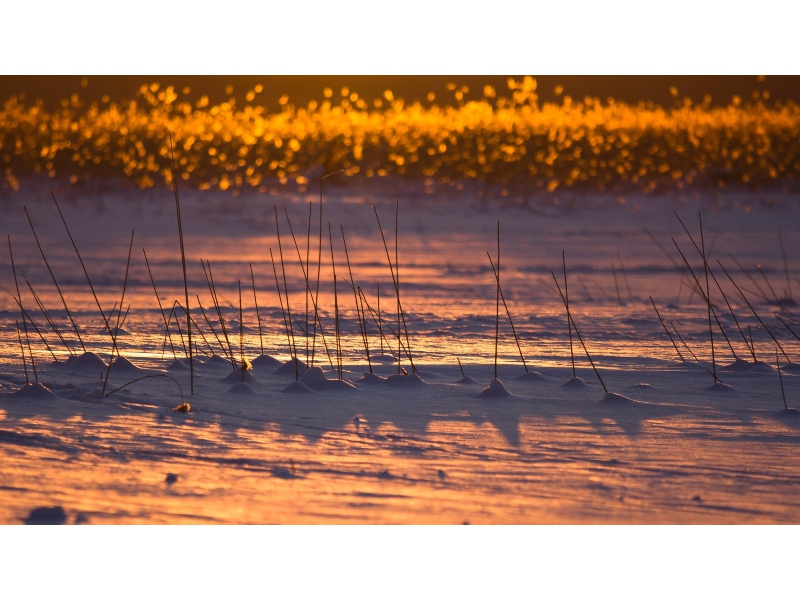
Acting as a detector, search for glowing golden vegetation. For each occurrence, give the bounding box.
[2,77,799,195]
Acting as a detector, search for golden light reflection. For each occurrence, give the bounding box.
[1,77,799,195]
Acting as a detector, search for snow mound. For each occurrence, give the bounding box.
[778,408,800,417]
[749,361,774,373]
[251,354,282,369]
[11,382,62,400]
[221,369,256,384]
[600,392,635,404]
[516,371,548,382]
[204,354,234,368]
[281,381,314,394]
[358,372,387,384]
[300,367,358,392]
[110,356,145,374]
[111,327,131,336]
[707,382,735,392]
[720,358,753,372]
[23,506,67,525]
[630,383,653,389]
[456,375,477,385]
[300,366,329,389]
[478,378,512,398]
[167,359,188,371]
[275,357,309,376]
[562,376,589,388]
[779,362,800,373]
[227,382,254,395]
[64,351,107,372]
[385,373,426,387]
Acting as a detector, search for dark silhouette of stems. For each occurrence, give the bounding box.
[102,230,134,395]
[143,249,177,360]
[670,321,700,363]
[618,250,633,302]
[250,263,264,355]
[551,272,607,393]
[779,229,792,301]
[341,225,372,373]
[15,320,29,383]
[329,223,342,379]
[23,206,85,352]
[563,250,576,376]
[170,134,193,394]
[487,252,528,373]
[457,357,466,378]
[275,206,299,380]
[777,348,788,410]
[270,248,296,375]
[51,192,111,335]
[106,374,183,402]
[8,236,35,380]
[494,221,500,379]
[373,205,416,374]
[24,276,74,356]
[717,260,792,363]
[650,297,685,362]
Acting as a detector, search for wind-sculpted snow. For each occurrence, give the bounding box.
[1,184,800,523]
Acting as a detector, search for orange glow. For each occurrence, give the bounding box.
[1,77,799,194]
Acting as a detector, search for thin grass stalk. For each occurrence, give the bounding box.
[717,260,792,362]
[196,295,229,358]
[563,250,576,377]
[373,205,416,374]
[204,260,236,368]
[102,230,134,395]
[378,282,383,355]
[306,202,312,363]
[611,264,622,305]
[776,315,800,345]
[457,357,466,378]
[283,206,335,369]
[487,253,528,373]
[24,276,74,356]
[250,263,264,355]
[777,348,788,410]
[729,254,771,303]
[13,298,58,362]
[170,134,193,394]
[329,223,342,379]
[708,267,756,361]
[551,272,607,393]
[8,236,35,379]
[494,221,500,379]
[23,206,85,352]
[779,229,792,301]
[757,265,781,306]
[200,262,230,361]
[51,192,111,334]
[270,248,295,373]
[699,214,718,383]
[15,320,29,383]
[359,288,410,359]
[357,288,403,363]
[670,321,700,363]
[143,249,177,360]
[275,207,299,380]
[649,297,685,362]
[672,237,738,361]
[342,225,372,373]
[356,288,373,372]
[239,281,244,382]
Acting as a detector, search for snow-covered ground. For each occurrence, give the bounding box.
[2,179,800,524]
